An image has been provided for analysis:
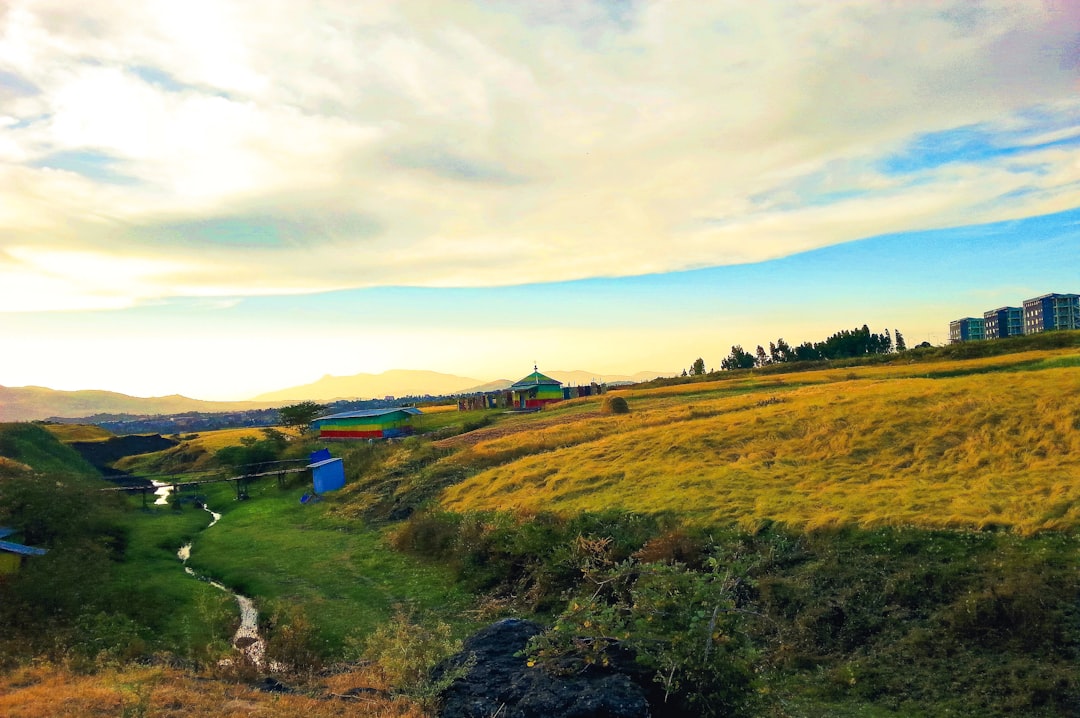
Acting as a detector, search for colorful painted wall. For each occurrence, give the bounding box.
[313,409,420,440]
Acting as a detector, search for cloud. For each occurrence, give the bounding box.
[1,0,1079,311]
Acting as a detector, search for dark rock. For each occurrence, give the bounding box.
[256,676,292,693]
[435,618,651,718]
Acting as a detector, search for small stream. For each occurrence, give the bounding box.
[177,503,267,666]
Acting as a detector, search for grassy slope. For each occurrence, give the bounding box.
[439,349,1080,533]
[114,426,287,475]
[0,423,101,478]
[41,423,115,442]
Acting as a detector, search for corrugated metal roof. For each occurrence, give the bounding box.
[306,457,344,470]
[0,540,47,556]
[509,371,562,390]
[315,407,423,421]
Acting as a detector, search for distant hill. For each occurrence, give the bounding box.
[0,386,277,423]
[253,369,490,402]
[459,370,666,394]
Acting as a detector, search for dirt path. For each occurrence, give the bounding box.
[433,410,603,449]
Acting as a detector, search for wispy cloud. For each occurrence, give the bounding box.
[1,0,1079,311]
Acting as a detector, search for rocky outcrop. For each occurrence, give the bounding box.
[434,618,651,718]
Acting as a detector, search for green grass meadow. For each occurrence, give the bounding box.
[162,476,473,653]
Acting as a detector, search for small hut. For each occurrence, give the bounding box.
[509,366,564,410]
[311,408,423,440]
[0,527,47,576]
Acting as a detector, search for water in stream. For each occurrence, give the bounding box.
[178,505,267,666]
[151,480,172,506]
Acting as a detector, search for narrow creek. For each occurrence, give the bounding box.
[171,497,267,667]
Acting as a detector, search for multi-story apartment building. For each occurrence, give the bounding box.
[1022,293,1080,334]
[983,306,1024,339]
[949,317,985,343]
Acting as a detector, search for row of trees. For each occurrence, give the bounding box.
[687,325,906,374]
[724,325,906,370]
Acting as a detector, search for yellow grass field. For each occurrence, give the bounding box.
[0,663,422,718]
[418,403,459,414]
[174,427,287,451]
[42,424,114,442]
[440,350,1080,534]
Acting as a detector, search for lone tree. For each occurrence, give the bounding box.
[278,401,326,436]
[690,357,707,376]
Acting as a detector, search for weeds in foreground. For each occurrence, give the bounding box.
[357,606,470,710]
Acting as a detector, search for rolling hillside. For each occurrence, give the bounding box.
[432,349,1080,533]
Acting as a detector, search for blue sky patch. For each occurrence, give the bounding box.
[154,213,382,248]
[31,150,138,185]
[0,70,39,96]
[129,65,188,92]
[881,119,1080,175]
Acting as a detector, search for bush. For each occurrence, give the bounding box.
[263,605,325,676]
[526,558,756,716]
[359,607,467,708]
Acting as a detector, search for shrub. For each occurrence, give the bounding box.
[526,558,756,716]
[633,527,708,566]
[263,605,325,676]
[359,607,468,708]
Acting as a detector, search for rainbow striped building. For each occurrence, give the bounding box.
[311,407,423,440]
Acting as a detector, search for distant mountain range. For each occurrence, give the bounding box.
[255,369,666,402]
[0,386,276,423]
[0,369,668,422]
[253,370,492,402]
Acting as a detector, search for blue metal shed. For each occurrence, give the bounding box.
[307,457,345,494]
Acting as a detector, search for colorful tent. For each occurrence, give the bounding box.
[311,408,423,440]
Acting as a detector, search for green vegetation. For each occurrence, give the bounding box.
[277,401,326,436]
[390,510,1080,716]
[0,423,100,477]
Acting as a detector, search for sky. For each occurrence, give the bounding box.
[1,1,1079,400]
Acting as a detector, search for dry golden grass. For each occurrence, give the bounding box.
[0,456,33,475]
[42,424,114,442]
[418,404,459,414]
[114,427,291,474]
[440,353,1080,534]
[0,663,425,718]
[178,427,289,452]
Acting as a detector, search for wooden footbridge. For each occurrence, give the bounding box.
[99,459,312,506]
